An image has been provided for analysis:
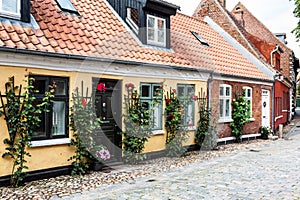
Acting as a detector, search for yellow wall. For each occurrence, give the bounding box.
[0,65,207,176]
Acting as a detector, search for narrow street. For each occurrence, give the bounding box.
[55,132,300,200]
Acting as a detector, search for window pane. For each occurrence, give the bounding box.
[57,0,77,12]
[226,87,230,97]
[247,89,251,97]
[219,99,224,117]
[187,86,194,96]
[54,80,66,95]
[141,85,150,97]
[225,99,230,117]
[158,30,165,43]
[153,85,161,97]
[152,103,162,129]
[177,86,184,97]
[186,103,194,125]
[147,16,155,28]
[32,101,47,137]
[157,19,164,29]
[220,87,224,96]
[147,28,155,41]
[52,101,66,136]
[34,79,46,94]
[2,0,18,13]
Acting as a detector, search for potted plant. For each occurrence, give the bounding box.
[260,126,271,139]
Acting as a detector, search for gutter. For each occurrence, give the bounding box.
[270,44,284,67]
[0,46,213,75]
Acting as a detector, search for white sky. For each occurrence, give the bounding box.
[168,0,300,58]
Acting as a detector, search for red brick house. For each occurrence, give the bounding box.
[194,0,299,132]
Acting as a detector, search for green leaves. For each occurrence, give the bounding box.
[0,76,54,187]
[121,85,152,164]
[230,91,251,142]
[165,88,188,157]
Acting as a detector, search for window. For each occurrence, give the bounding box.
[0,0,20,17]
[147,15,166,47]
[126,7,139,34]
[219,84,232,122]
[177,84,195,126]
[191,31,209,47]
[140,83,162,130]
[31,76,69,140]
[56,0,78,14]
[243,86,252,117]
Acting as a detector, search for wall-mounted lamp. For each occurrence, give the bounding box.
[274,72,283,81]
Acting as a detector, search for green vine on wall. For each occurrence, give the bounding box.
[0,77,54,187]
[68,87,109,175]
[165,88,188,157]
[121,83,152,164]
[230,91,251,142]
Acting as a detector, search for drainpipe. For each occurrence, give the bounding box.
[207,73,213,109]
[270,45,280,67]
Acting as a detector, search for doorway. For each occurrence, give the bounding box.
[261,89,271,128]
[93,78,122,163]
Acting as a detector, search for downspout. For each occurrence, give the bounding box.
[270,45,279,67]
[207,73,213,109]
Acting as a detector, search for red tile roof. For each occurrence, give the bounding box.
[171,13,271,80]
[0,0,271,81]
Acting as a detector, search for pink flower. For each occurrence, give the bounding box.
[179,109,184,114]
[81,98,87,106]
[193,95,198,101]
[172,89,177,93]
[189,123,193,127]
[97,83,106,92]
[166,98,171,103]
[125,83,135,90]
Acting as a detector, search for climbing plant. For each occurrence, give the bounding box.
[165,88,188,157]
[0,76,54,187]
[121,83,153,164]
[230,90,251,142]
[68,85,110,175]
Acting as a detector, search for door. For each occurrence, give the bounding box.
[94,78,122,163]
[261,90,270,128]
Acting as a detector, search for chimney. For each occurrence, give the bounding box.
[218,0,226,7]
[233,6,245,27]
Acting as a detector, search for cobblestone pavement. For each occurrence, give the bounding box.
[55,133,300,200]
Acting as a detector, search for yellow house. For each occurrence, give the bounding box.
[0,0,212,184]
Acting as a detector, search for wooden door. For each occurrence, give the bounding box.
[94,79,122,163]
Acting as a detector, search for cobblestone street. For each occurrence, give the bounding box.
[55,132,300,200]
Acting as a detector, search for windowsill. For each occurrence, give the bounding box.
[0,11,20,20]
[151,130,165,135]
[30,138,71,147]
[218,118,233,123]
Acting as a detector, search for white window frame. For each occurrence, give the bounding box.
[0,0,21,18]
[126,7,139,34]
[140,83,163,130]
[177,84,195,127]
[146,14,166,47]
[219,84,232,123]
[243,86,253,119]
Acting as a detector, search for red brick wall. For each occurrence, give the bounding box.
[210,80,272,138]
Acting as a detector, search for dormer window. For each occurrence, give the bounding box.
[56,0,79,14]
[0,0,21,18]
[147,15,166,47]
[126,7,139,34]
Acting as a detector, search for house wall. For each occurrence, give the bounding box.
[210,79,272,138]
[0,64,207,177]
[274,81,290,130]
